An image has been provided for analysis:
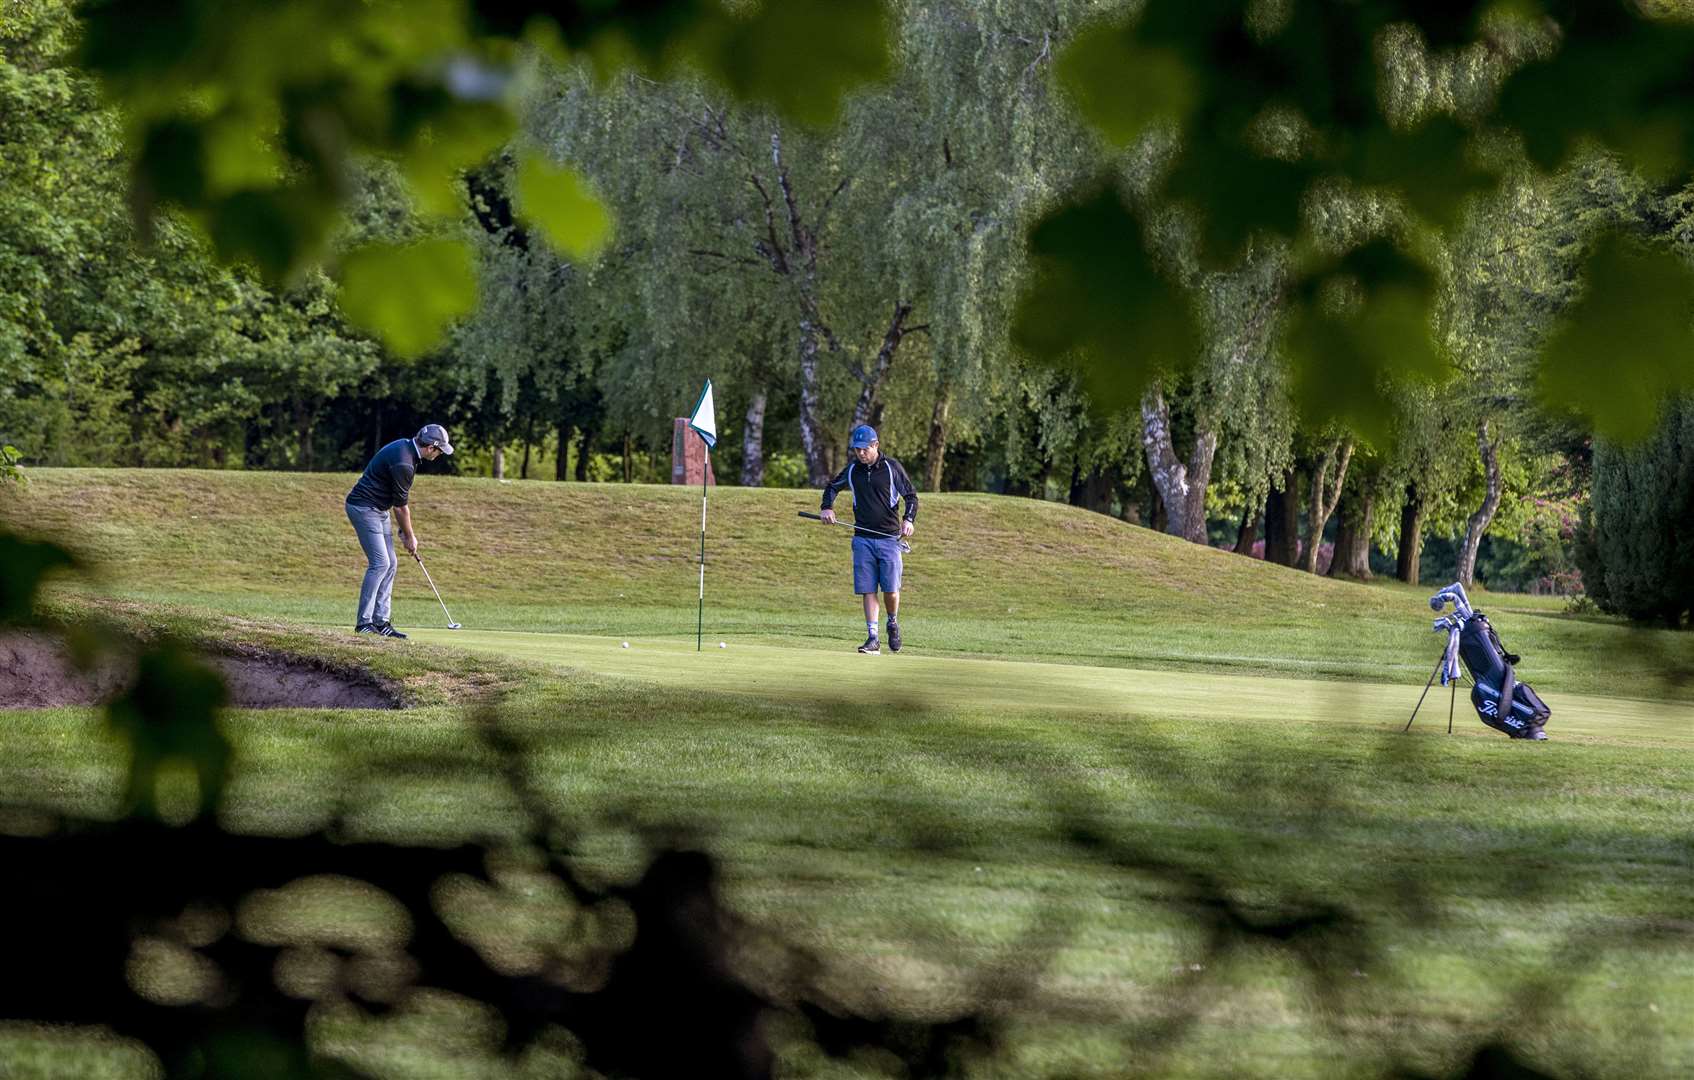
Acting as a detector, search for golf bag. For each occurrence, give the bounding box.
[1430,584,1551,740]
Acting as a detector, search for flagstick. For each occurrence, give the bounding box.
[697,451,708,652]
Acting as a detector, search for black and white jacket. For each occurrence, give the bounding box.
[821,455,918,540]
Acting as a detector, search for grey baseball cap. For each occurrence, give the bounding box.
[416,423,454,455]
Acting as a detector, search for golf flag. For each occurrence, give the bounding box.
[689,379,717,448]
[691,377,715,651]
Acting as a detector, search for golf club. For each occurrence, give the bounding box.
[797,511,912,552]
[412,552,462,629]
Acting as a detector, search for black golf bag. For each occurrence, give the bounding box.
[1458,613,1550,739]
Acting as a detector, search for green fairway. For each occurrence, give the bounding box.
[410,627,1694,749]
[4,470,1693,1077]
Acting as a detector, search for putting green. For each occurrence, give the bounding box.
[410,628,1694,749]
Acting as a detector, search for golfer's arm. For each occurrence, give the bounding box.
[393,503,415,541]
[820,465,851,509]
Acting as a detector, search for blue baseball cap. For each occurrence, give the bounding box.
[849,424,878,448]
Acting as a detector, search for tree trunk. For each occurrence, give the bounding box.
[623,433,633,484]
[294,397,313,471]
[741,389,767,487]
[520,418,533,480]
[1396,483,1424,585]
[851,301,916,426]
[556,423,570,481]
[1328,488,1375,579]
[1265,469,1300,566]
[575,428,593,482]
[493,446,505,480]
[1299,438,1355,574]
[1073,467,1115,515]
[925,386,951,493]
[797,320,830,486]
[1139,387,1217,544]
[1457,420,1503,588]
[1234,495,1263,556]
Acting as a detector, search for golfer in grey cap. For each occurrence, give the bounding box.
[345,423,453,638]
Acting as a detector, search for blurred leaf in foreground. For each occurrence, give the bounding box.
[691,0,892,128]
[1495,3,1694,179]
[1013,185,1199,409]
[339,239,479,358]
[1055,14,1200,147]
[1538,234,1694,444]
[106,643,231,823]
[513,149,612,260]
[0,531,76,627]
[1283,241,1446,443]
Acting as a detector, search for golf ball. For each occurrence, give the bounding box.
[621,641,630,649]
[718,641,727,648]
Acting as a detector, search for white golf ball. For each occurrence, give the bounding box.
[621,641,630,649]
[718,641,727,649]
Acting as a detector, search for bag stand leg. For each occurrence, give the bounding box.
[1405,651,1446,733]
[1405,650,1462,735]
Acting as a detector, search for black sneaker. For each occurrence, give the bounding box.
[376,623,409,639]
[886,619,902,652]
[857,635,880,654]
[355,623,380,635]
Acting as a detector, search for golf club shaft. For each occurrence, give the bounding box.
[795,511,905,541]
[412,554,460,628]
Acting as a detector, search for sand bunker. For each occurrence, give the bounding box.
[0,634,400,710]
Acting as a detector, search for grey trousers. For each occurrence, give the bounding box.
[346,502,396,627]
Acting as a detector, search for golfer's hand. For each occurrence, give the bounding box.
[819,509,836,525]
[901,521,914,538]
[403,532,419,556]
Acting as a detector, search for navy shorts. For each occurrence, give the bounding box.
[852,536,903,594]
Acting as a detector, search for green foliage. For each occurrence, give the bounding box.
[513,149,612,259]
[1037,0,1694,465]
[1537,234,1694,444]
[1585,398,1694,626]
[474,0,892,126]
[689,0,892,126]
[0,530,75,626]
[1012,185,1199,409]
[69,0,896,357]
[1495,4,1694,179]
[1284,241,1444,442]
[339,239,479,359]
[105,643,232,823]
[0,445,22,485]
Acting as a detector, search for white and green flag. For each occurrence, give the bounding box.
[690,378,716,651]
[689,379,717,448]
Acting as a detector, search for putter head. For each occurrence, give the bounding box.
[447,622,462,630]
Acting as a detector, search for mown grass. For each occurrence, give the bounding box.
[2,470,1691,1077]
[6,468,1691,698]
[2,640,1689,1077]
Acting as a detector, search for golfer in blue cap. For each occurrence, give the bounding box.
[819,424,918,653]
[345,423,453,638]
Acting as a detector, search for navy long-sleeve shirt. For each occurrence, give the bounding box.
[821,454,918,539]
[346,439,421,511]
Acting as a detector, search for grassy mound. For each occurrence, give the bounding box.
[7,468,1691,696]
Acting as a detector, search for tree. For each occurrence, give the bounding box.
[1582,399,1694,626]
